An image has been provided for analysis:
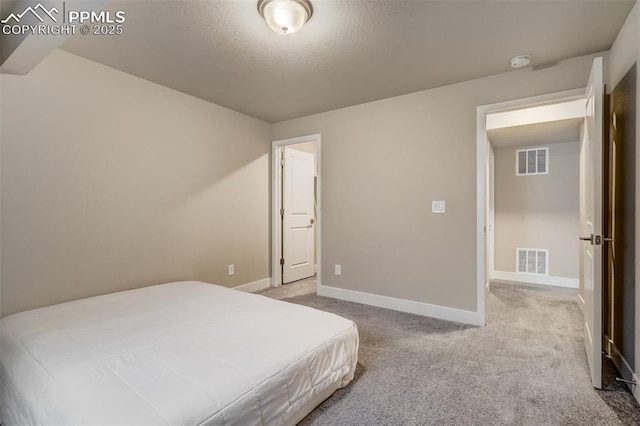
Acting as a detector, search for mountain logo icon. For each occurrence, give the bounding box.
[1,3,59,24]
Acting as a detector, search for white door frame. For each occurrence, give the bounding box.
[488,144,495,280]
[476,88,585,324]
[271,134,321,288]
[484,142,495,293]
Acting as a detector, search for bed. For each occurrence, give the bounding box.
[0,281,359,425]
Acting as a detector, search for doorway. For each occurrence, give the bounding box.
[604,63,636,388]
[271,134,321,288]
[476,87,586,324]
[488,104,583,290]
[477,57,612,390]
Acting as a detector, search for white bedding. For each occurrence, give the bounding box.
[0,281,358,425]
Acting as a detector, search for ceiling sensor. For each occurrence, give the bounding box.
[510,55,531,69]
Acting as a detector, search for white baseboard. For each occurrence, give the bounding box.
[493,271,578,289]
[234,278,271,293]
[608,340,639,402]
[317,284,484,326]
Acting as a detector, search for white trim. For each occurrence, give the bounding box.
[476,107,488,325]
[234,278,271,293]
[477,88,585,328]
[486,98,585,130]
[493,271,578,289]
[317,284,484,326]
[608,340,639,400]
[488,144,495,280]
[271,134,322,290]
[314,264,318,274]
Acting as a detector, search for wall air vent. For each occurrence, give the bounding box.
[516,147,548,175]
[516,248,548,275]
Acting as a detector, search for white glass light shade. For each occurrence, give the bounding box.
[258,0,312,35]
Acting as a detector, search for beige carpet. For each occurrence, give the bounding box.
[260,280,640,425]
[258,275,317,299]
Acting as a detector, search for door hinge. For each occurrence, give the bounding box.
[280,258,285,265]
[280,208,284,217]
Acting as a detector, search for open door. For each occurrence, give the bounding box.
[484,140,494,322]
[580,56,604,389]
[488,143,495,282]
[282,147,316,284]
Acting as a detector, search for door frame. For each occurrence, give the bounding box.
[271,134,322,288]
[489,144,495,280]
[484,142,495,292]
[476,88,585,324]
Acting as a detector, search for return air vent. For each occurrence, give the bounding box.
[517,248,548,275]
[517,147,548,175]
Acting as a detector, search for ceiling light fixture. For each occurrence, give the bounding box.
[258,0,313,35]
[510,54,532,69]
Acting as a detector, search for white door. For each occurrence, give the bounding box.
[580,57,604,389]
[282,147,316,284]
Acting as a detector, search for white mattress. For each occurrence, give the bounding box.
[0,281,358,425]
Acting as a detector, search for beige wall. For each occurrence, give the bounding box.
[272,52,603,312]
[609,2,638,91]
[493,142,579,279]
[606,0,640,402]
[0,49,271,317]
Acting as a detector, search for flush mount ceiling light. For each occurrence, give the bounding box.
[510,54,532,69]
[258,0,313,35]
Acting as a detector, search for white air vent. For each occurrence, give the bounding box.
[516,147,548,175]
[516,248,548,275]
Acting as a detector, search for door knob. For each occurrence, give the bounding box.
[579,235,614,245]
[310,219,315,225]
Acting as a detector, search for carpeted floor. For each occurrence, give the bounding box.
[260,279,640,425]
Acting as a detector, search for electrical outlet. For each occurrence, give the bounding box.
[432,200,445,214]
[335,264,341,275]
[228,264,235,276]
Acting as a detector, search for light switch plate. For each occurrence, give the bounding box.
[335,264,342,275]
[432,201,445,214]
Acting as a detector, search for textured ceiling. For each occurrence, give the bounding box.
[61,0,635,123]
